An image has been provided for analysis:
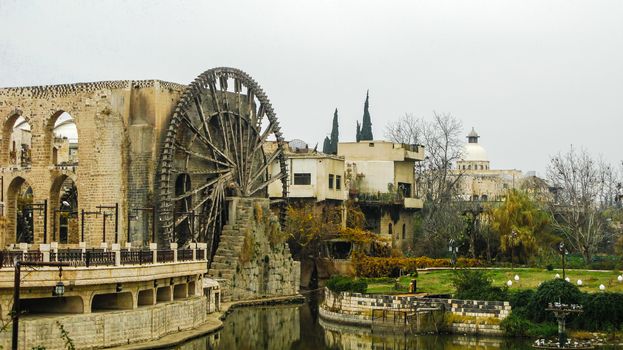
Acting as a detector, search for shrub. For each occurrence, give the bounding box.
[507,289,535,318]
[526,279,582,323]
[326,275,368,294]
[451,269,507,301]
[575,292,623,331]
[352,254,484,278]
[546,264,554,271]
[501,313,558,338]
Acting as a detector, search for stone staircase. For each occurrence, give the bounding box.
[207,199,254,301]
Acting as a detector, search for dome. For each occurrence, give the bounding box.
[463,143,488,161]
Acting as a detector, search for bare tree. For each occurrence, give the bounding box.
[546,146,619,262]
[385,112,466,256]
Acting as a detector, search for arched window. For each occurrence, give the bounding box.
[51,112,78,166]
[6,117,32,168]
[50,175,78,244]
[7,177,33,243]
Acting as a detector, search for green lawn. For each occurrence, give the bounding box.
[365,268,623,295]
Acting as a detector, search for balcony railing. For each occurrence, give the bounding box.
[157,250,174,263]
[0,243,208,269]
[120,250,153,265]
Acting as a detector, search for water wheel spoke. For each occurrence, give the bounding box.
[249,172,285,197]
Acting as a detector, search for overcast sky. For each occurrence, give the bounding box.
[1,0,621,174]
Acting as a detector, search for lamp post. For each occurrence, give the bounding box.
[52,202,77,242]
[23,200,48,243]
[559,242,567,280]
[96,204,119,243]
[127,207,157,244]
[510,230,517,270]
[12,260,69,350]
[449,238,458,269]
[80,209,100,243]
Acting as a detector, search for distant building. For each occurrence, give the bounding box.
[268,139,347,204]
[338,140,425,252]
[454,128,522,201]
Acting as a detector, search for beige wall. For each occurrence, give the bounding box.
[338,141,424,162]
[269,154,347,202]
[0,80,184,246]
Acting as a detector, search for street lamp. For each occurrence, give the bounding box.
[559,242,567,280]
[12,260,69,350]
[22,200,48,243]
[448,238,458,269]
[510,230,517,270]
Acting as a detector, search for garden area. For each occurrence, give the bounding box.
[364,267,623,295]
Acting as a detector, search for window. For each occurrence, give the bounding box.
[328,174,334,189]
[402,224,406,239]
[398,182,412,197]
[335,175,342,190]
[293,173,311,185]
[388,223,393,236]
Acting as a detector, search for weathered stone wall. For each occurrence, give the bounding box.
[0,80,184,246]
[208,197,300,301]
[0,296,206,350]
[321,289,509,335]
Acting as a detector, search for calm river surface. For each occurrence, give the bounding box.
[171,293,622,350]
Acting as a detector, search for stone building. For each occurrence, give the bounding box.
[0,67,300,348]
[338,141,425,252]
[454,128,522,202]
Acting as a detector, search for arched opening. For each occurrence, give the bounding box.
[21,296,83,315]
[137,289,154,307]
[7,177,34,243]
[174,174,192,245]
[173,284,187,300]
[3,115,32,168]
[91,292,133,312]
[156,286,171,303]
[49,111,79,167]
[50,175,78,243]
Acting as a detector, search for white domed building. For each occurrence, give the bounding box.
[454,128,522,201]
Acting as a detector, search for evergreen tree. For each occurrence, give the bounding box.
[322,136,331,154]
[356,121,361,142]
[329,108,339,154]
[360,90,374,141]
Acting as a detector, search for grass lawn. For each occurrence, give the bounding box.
[365,268,623,295]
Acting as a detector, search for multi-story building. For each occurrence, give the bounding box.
[338,141,425,252]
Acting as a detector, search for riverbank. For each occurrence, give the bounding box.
[110,294,305,350]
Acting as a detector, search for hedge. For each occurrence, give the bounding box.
[352,254,483,278]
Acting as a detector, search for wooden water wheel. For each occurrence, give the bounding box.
[157,67,288,255]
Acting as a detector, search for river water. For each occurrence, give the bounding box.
[171,293,621,350]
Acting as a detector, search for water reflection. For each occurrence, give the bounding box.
[171,293,621,350]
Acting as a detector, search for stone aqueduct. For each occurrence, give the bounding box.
[0,68,288,251]
[0,79,185,247]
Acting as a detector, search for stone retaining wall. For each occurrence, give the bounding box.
[0,296,207,349]
[321,289,510,336]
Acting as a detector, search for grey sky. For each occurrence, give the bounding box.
[1,0,621,175]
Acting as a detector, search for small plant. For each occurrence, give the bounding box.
[57,321,76,350]
[239,228,255,264]
[546,264,554,271]
[326,275,367,294]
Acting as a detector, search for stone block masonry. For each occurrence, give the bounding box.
[208,197,300,301]
[0,297,207,349]
[321,289,510,336]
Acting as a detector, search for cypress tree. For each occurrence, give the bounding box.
[356,121,361,142]
[360,90,373,141]
[322,136,331,154]
[329,108,339,154]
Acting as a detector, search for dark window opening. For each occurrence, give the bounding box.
[336,175,342,190]
[398,182,412,197]
[402,223,406,239]
[328,174,334,189]
[293,173,311,185]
